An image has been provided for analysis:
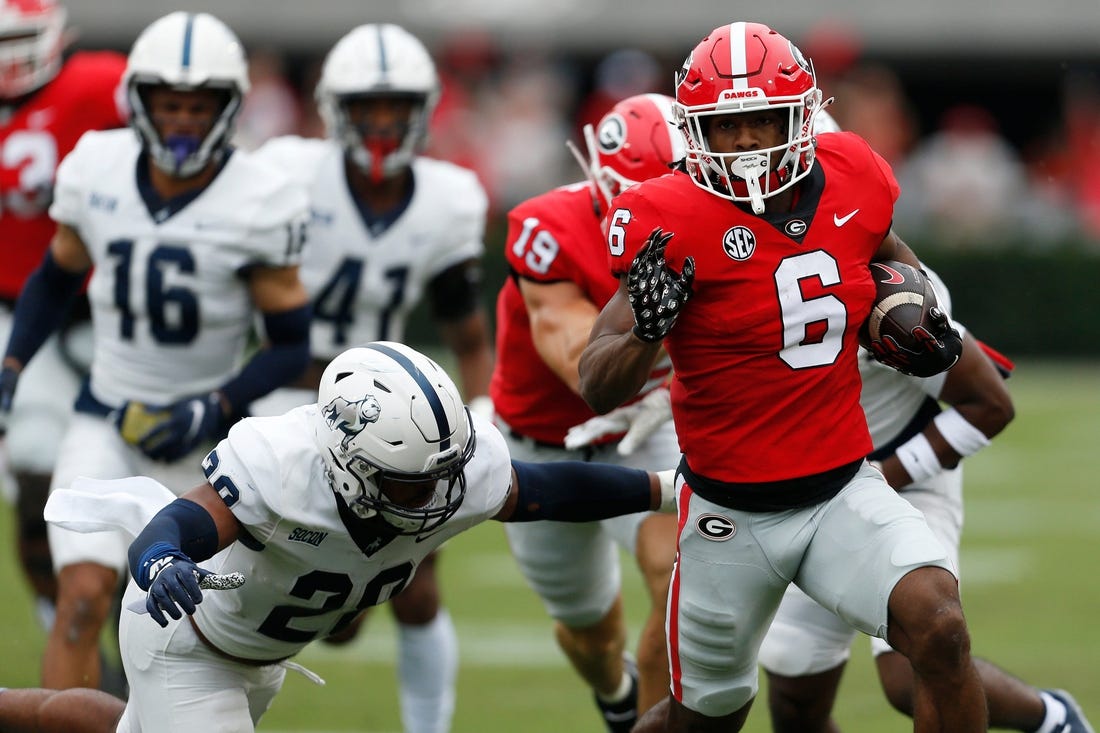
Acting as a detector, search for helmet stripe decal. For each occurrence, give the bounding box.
[375,24,389,76]
[364,343,452,449]
[727,21,748,89]
[180,13,195,70]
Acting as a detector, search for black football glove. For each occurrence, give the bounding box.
[0,366,17,438]
[627,228,695,343]
[117,393,227,463]
[869,306,963,378]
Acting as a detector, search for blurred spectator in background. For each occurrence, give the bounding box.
[895,104,1033,246]
[799,20,861,102]
[575,48,661,136]
[1028,70,1100,245]
[234,47,300,150]
[427,29,498,205]
[829,64,918,168]
[480,53,575,212]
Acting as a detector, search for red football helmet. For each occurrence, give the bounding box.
[0,0,66,98]
[570,92,685,211]
[675,21,823,213]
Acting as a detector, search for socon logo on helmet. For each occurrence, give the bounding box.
[597,113,628,154]
[322,394,382,451]
[696,513,737,541]
[722,226,756,261]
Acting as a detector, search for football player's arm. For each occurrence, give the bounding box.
[875,332,1014,489]
[429,259,494,406]
[872,228,922,270]
[216,264,312,416]
[518,278,601,394]
[578,277,663,414]
[126,482,242,626]
[492,461,672,522]
[2,223,92,374]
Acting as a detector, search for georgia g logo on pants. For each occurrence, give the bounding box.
[695,513,737,541]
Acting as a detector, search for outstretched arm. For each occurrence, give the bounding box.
[493,460,673,522]
[127,482,241,626]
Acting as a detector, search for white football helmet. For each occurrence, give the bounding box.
[0,0,66,98]
[316,23,440,182]
[316,342,474,536]
[124,12,249,178]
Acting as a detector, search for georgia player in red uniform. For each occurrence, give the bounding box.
[490,94,683,733]
[578,22,984,733]
[0,0,127,636]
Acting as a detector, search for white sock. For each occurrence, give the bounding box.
[1035,691,1067,733]
[397,609,458,733]
[596,669,633,704]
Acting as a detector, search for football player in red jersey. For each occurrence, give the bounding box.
[489,93,683,732]
[0,0,127,640]
[577,22,982,732]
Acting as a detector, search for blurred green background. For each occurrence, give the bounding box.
[0,360,1096,731]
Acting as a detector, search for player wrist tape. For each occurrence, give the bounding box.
[932,408,990,457]
[894,432,941,484]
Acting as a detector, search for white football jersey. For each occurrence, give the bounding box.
[50,129,309,407]
[193,407,511,661]
[859,266,964,447]
[255,137,487,359]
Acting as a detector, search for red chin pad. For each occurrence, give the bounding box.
[365,137,399,183]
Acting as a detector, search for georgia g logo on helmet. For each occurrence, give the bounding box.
[597,114,628,155]
[322,394,382,451]
[788,41,813,75]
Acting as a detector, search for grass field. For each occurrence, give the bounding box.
[0,360,1097,732]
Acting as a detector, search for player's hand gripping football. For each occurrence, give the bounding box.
[116,393,227,463]
[869,305,963,378]
[627,228,695,343]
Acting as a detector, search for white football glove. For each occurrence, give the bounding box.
[564,387,672,456]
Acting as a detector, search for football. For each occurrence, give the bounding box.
[859,260,937,350]
[859,260,963,377]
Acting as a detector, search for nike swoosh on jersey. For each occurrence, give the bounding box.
[833,209,860,226]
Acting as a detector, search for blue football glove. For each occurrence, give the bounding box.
[0,366,17,437]
[137,545,210,628]
[117,393,227,463]
[627,228,695,343]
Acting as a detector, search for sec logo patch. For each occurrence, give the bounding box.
[695,513,737,541]
[722,226,755,261]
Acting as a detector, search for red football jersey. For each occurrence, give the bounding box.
[491,181,670,444]
[0,51,127,300]
[606,132,899,482]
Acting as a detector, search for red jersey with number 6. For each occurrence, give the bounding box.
[0,51,127,300]
[491,181,671,443]
[606,132,899,483]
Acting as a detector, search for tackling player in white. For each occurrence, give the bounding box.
[0,12,311,690]
[10,341,674,733]
[249,24,494,733]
